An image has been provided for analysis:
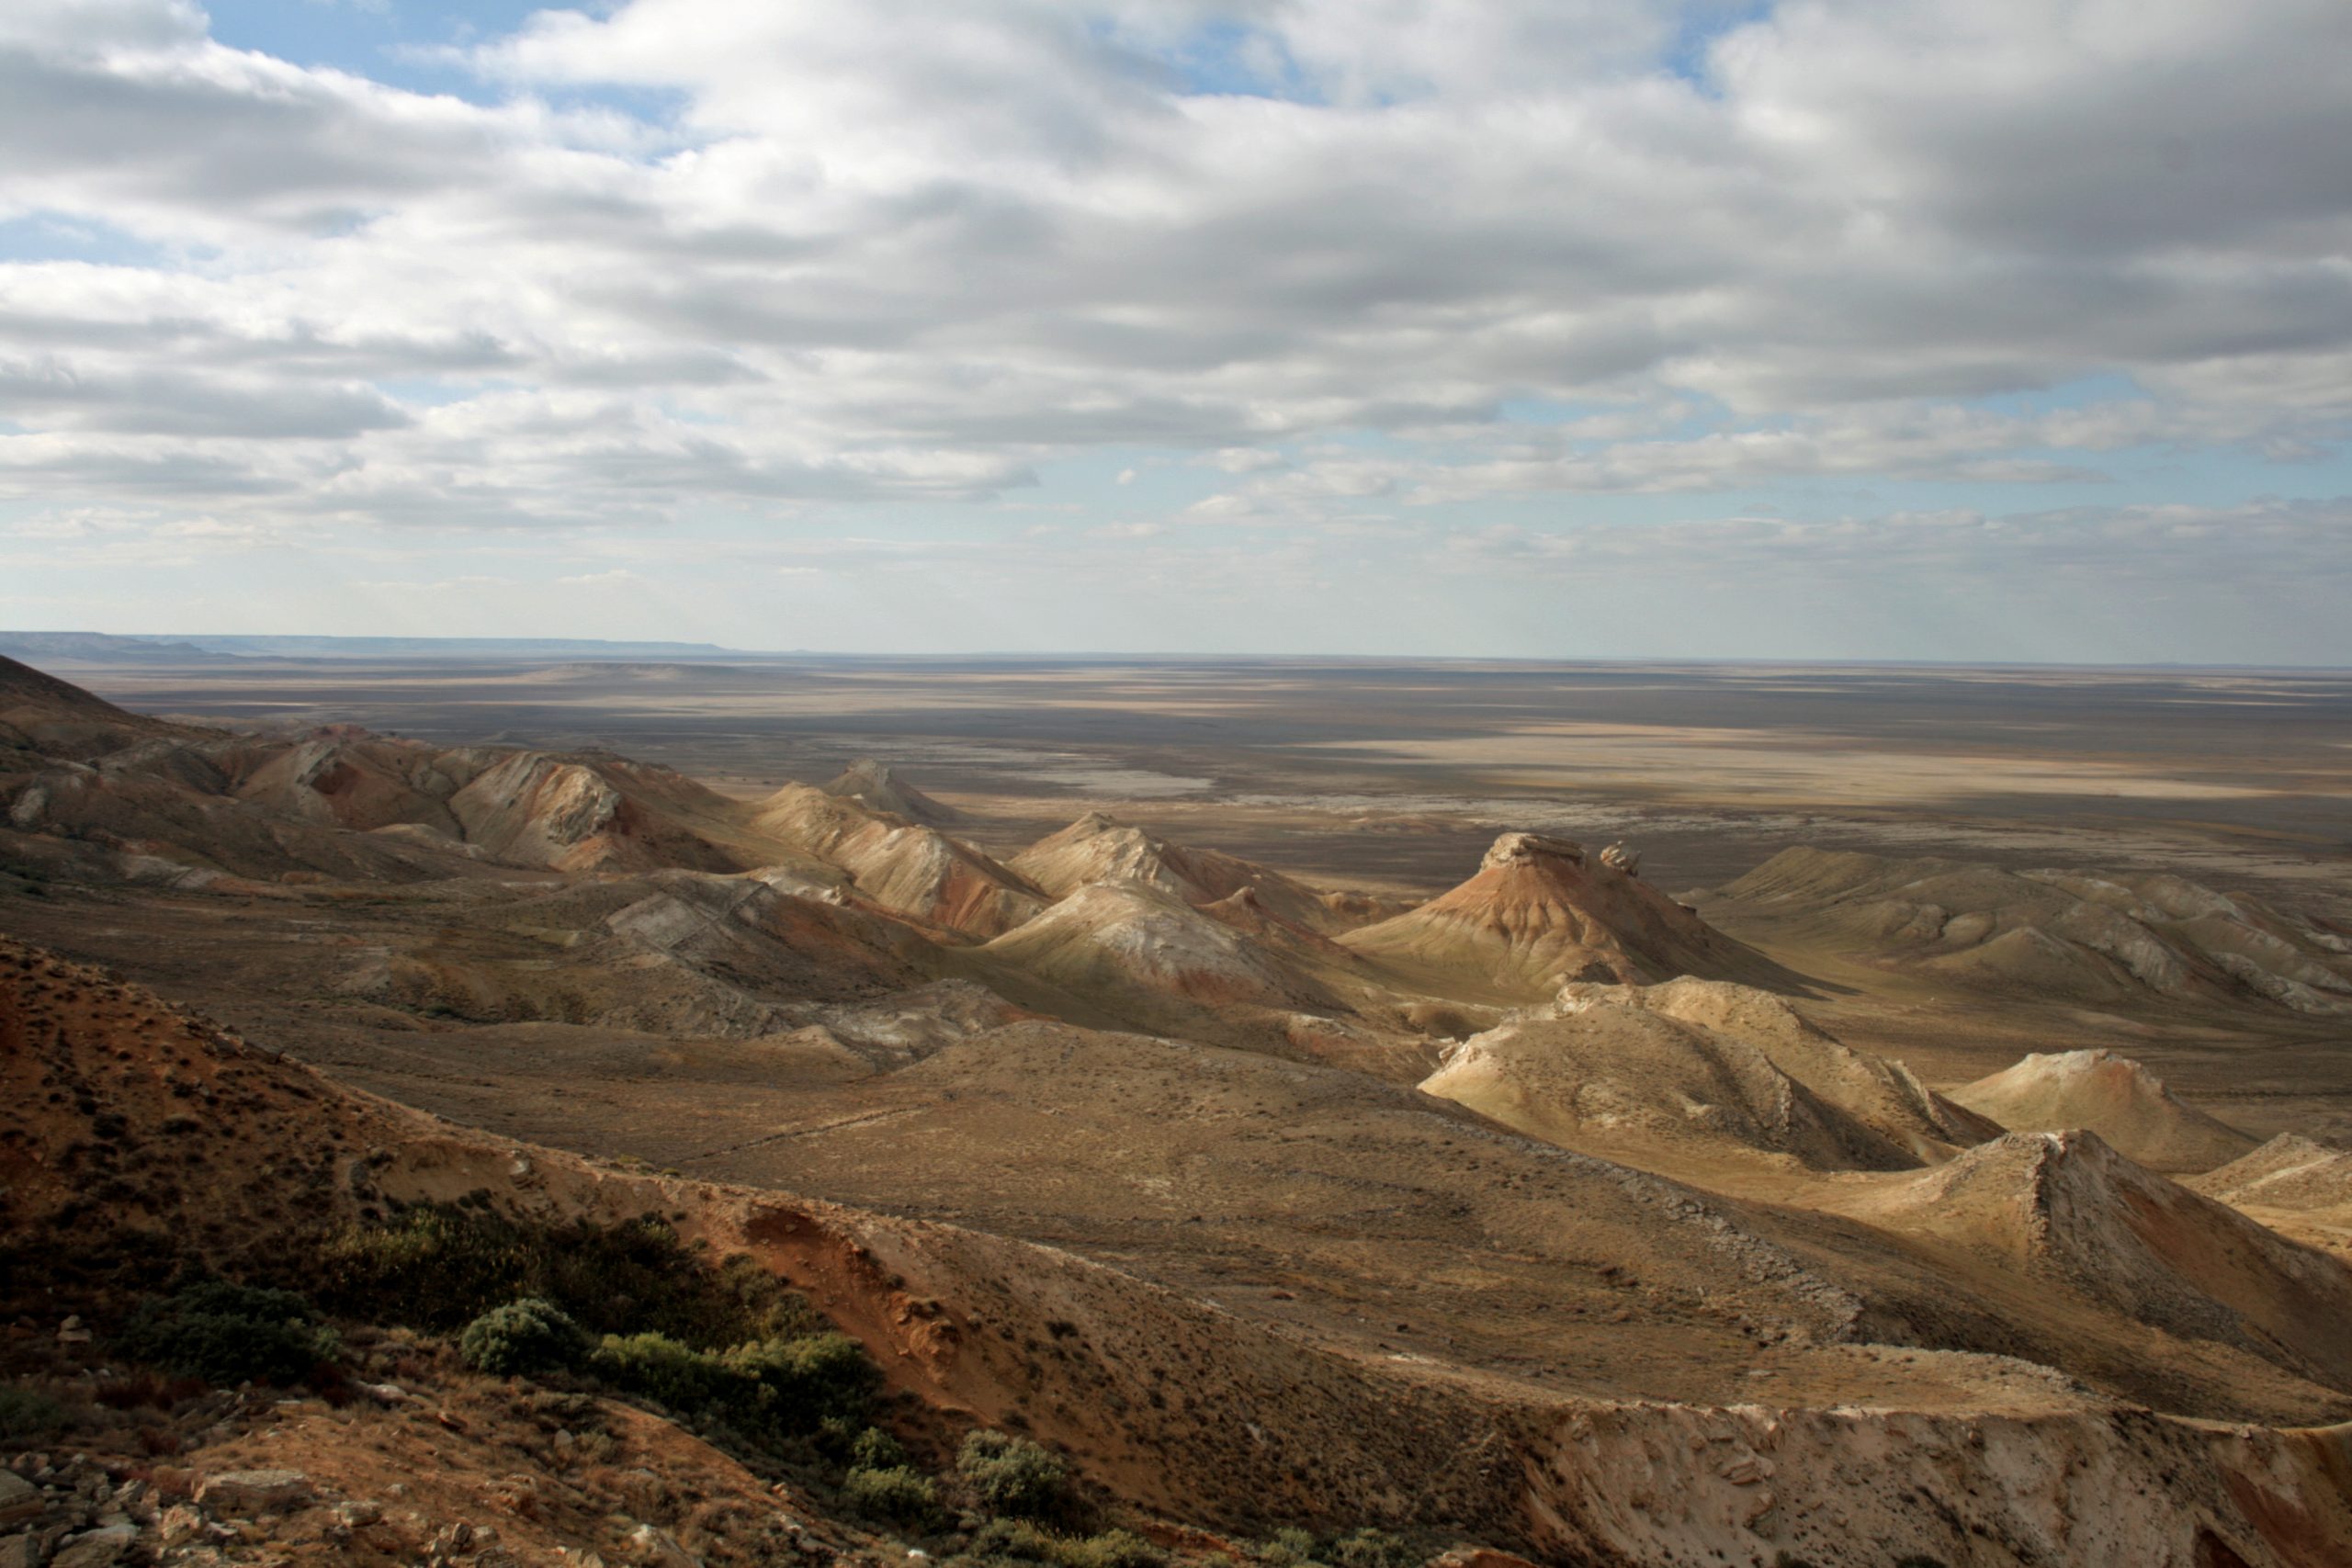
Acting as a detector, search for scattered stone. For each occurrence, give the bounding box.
[628,1523,698,1566]
[0,1473,38,1526]
[1719,1455,1774,1486]
[195,1469,312,1515]
[335,1501,382,1528]
[158,1505,207,1546]
[52,1320,89,1348]
[0,1533,41,1568]
[1600,842,1641,877]
[1431,1551,1543,1568]
[50,1524,134,1568]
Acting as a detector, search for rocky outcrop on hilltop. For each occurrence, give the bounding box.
[822,756,964,824]
[1340,832,1784,1002]
[1951,1048,2257,1173]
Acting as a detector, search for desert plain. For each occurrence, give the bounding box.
[5,645,2351,1568]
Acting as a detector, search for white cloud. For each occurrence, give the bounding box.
[0,0,2346,655]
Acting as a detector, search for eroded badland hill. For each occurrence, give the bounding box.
[5,652,2352,1568]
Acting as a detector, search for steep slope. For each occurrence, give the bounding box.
[751,783,1046,938]
[1623,978,2004,1157]
[1012,811,1399,932]
[822,756,963,824]
[8,952,2352,1566]
[2190,1134,2352,1262]
[977,880,1342,1014]
[1715,845,2352,1015]
[0,652,184,760]
[1951,1049,2257,1173]
[1421,1002,1919,1173]
[1839,1129,2352,1390]
[1341,832,1782,1002]
[217,728,492,834]
[448,749,781,874]
[604,868,947,1002]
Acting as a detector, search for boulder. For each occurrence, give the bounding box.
[196,1469,312,1516]
[51,1525,135,1568]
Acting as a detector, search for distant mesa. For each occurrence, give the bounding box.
[1949,1048,2257,1174]
[1714,845,2352,1016]
[0,630,220,664]
[821,757,964,825]
[1340,831,1788,1002]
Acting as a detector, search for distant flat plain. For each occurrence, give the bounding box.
[57,653,2352,898]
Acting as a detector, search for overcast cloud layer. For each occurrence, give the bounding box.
[2,0,2348,660]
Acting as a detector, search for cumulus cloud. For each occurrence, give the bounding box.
[0,0,2346,655]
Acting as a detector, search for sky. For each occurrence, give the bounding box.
[2,0,2348,662]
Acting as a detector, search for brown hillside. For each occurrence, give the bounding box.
[1341,832,1784,1002]
[1951,1048,2258,1174]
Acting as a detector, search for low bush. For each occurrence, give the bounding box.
[958,1430,1078,1524]
[117,1279,341,1386]
[1254,1529,1323,1568]
[726,1331,877,1425]
[310,1204,821,1347]
[1326,1529,1419,1568]
[959,1519,1164,1568]
[850,1426,910,1470]
[458,1297,586,1377]
[1056,1529,1166,1568]
[842,1464,944,1531]
[962,1517,1061,1563]
[590,1331,734,1413]
[587,1328,878,1444]
[0,1385,64,1440]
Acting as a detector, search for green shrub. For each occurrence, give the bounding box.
[459,1297,586,1377]
[1057,1529,1166,1568]
[1326,1530,1419,1568]
[310,1205,821,1346]
[726,1331,877,1425]
[585,1327,874,1446]
[1254,1529,1325,1568]
[117,1280,341,1386]
[850,1426,909,1470]
[0,1386,64,1440]
[958,1521,1163,1568]
[590,1331,733,1412]
[842,1464,944,1530]
[958,1430,1077,1523]
[963,1517,1061,1563]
